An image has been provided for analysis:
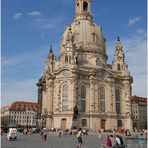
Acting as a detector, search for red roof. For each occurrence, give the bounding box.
[10,101,39,111]
[131,95,147,104]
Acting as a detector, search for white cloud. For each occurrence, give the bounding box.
[107,32,147,97]
[137,29,145,33]
[32,17,63,29]
[28,11,41,16]
[127,17,141,26]
[12,12,22,20]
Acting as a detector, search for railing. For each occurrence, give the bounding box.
[124,137,147,148]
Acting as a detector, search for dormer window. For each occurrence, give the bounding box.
[77,2,80,13]
[92,33,97,43]
[83,1,88,12]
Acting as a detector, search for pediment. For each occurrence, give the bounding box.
[55,69,72,79]
[95,67,117,79]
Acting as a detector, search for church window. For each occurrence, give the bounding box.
[117,120,122,127]
[81,119,87,126]
[65,55,68,62]
[69,55,71,63]
[83,1,88,12]
[92,33,97,43]
[117,64,120,71]
[115,89,121,114]
[62,84,68,111]
[77,3,80,13]
[80,85,86,112]
[99,86,105,113]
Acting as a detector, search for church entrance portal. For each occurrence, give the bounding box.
[101,119,106,130]
[61,118,67,130]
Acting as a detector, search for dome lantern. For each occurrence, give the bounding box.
[75,0,92,21]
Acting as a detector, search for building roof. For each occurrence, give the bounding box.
[1,105,10,113]
[10,101,39,111]
[131,95,147,105]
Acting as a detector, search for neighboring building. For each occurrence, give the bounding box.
[131,96,147,129]
[1,106,10,127]
[1,102,39,127]
[37,0,133,131]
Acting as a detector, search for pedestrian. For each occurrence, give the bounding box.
[98,129,101,139]
[115,135,121,145]
[105,135,112,147]
[43,129,47,140]
[101,135,112,148]
[59,130,62,137]
[40,129,44,141]
[97,129,101,145]
[76,128,83,148]
[110,135,116,146]
[138,133,145,147]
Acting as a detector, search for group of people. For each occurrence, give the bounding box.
[23,128,33,135]
[98,129,124,148]
[38,127,147,147]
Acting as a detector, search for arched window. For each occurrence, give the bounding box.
[80,85,86,112]
[117,64,120,71]
[99,86,105,113]
[65,55,68,62]
[69,55,71,63]
[117,120,122,127]
[77,2,80,13]
[62,84,68,111]
[81,119,87,127]
[92,33,97,43]
[115,89,121,114]
[83,1,88,12]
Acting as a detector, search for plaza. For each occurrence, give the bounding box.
[1,132,104,148]
[1,132,147,148]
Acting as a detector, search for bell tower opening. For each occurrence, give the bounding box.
[83,1,88,12]
[75,0,92,21]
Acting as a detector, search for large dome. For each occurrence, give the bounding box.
[60,19,106,55]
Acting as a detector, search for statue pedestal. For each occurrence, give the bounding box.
[71,119,77,129]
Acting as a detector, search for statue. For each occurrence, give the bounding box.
[73,105,79,119]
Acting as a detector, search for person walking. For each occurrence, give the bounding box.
[40,129,44,141]
[98,129,101,139]
[77,128,83,148]
[105,135,112,148]
[101,135,112,148]
[43,129,47,140]
[115,135,121,145]
[97,129,102,146]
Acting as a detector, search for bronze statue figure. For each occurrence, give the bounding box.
[73,105,79,119]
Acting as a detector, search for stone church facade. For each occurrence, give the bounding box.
[37,0,133,131]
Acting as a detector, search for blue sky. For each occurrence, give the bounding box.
[2,0,147,106]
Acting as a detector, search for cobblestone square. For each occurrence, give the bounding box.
[1,132,107,148]
[2,132,147,148]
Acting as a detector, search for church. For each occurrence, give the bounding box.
[37,0,133,131]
